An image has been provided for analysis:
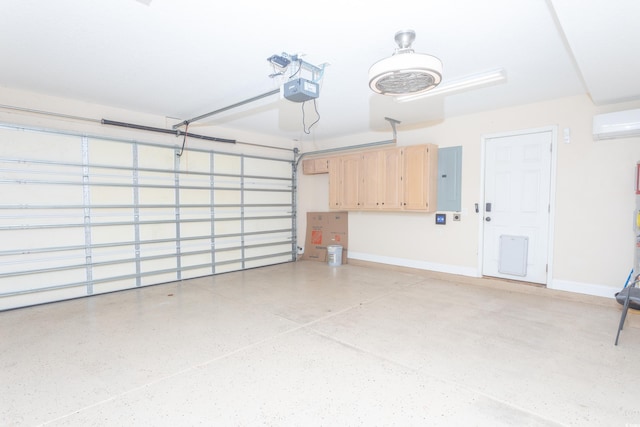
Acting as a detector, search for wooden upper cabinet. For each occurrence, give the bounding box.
[402,144,438,211]
[328,157,342,209]
[327,144,437,212]
[340,154,362,209]
[379,147,403,210]
[302,158,329,174]
[360,150,381,209]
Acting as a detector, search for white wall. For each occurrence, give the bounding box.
[297,95,640,297]
[4,86,640,298]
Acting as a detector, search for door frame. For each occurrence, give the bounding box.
[477,125,558,285]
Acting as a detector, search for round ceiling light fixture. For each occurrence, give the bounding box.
[368,30,442,96]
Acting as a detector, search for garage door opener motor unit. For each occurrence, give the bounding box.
[283,78,319,102]
[267,53,324,103]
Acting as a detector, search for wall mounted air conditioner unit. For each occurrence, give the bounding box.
[593,109,640,140]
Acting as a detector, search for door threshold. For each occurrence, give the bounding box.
[481,275,547,288]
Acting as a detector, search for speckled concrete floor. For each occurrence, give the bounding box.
[1,261,639,426]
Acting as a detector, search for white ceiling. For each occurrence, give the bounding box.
[1,0,639,142]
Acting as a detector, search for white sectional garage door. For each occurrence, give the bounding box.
[0,123,295,310]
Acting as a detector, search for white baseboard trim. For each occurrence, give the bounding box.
[348,252,619,299]
[347,251,479,278]
[549,279,618,299]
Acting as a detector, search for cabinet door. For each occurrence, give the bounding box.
[328,158,342,209]
[312,158,329,174]
[403,144,437,211]
[340,154,362,209]
[360,151,381,209]
[379,148,402,209]
[302,159,316,174]
[302,158,329,174]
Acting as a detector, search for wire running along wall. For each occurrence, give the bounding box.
[0,123,296,310]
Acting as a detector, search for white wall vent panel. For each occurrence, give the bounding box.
[499,235,528,277]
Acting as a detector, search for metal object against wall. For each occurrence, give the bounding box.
[0,122,295,310]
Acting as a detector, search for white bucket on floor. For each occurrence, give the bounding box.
[327,245,343,267]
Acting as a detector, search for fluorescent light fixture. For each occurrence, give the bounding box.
[395,68,507,103]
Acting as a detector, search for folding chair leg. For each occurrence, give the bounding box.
[615,294,632,345]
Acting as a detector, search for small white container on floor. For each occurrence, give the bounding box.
[327,245,343,266]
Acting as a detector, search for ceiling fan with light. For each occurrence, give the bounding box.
[368,30,443,96]
[368,30,506,101]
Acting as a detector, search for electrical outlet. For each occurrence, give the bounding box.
[453,213,461,221]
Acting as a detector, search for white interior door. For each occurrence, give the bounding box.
[481,129,553,284]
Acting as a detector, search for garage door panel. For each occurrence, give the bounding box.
[0,124,295,310]
[92,277,138,295]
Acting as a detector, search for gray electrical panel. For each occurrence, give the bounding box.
[437,146,462,212]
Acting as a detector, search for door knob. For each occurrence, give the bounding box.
[485,217,491,222]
